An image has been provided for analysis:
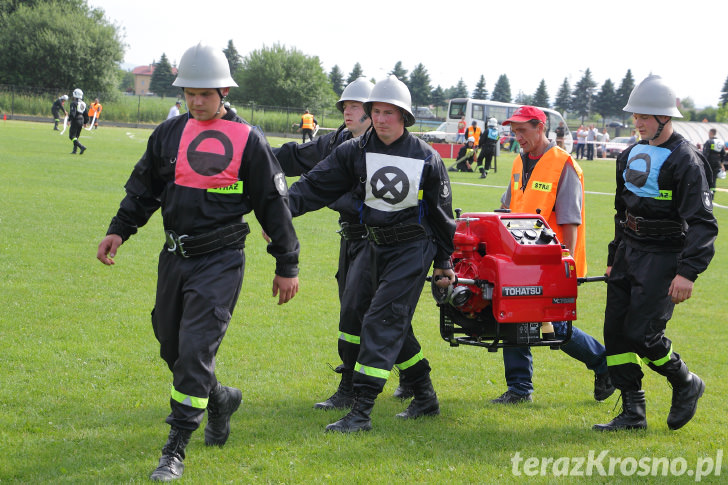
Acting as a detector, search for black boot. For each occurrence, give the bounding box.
[204,383,242,446]
[395,375,440,419]
[78,143,86,155]
[71,140,78,154]
[149,427,192,481]
[325,394,375,432]
[594,372,616,402]
[593,390,647,431]
[666,362,705,430]
[314,365,355,410]
[54,121,59,130]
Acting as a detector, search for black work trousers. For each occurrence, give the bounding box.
[603,242,683,392]
[477,145,496,171]
[152,248,244,431]
[352,237,436,397]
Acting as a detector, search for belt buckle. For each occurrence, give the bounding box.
[165,231,189,258]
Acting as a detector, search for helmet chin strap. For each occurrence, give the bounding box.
[215,88,226,115]
[651,115,669,141]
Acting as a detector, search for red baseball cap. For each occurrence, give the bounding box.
[502,106,547,125]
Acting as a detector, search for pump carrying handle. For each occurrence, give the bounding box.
[576,275,607,285]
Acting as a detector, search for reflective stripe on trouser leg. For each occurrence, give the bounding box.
[171,385,209,409]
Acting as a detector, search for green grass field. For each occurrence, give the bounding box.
[1,120,727,484]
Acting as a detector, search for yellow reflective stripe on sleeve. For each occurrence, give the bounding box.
[395,351,424,371]
[418,189,423,200]
[171,385,209,409]
[208,181,243,194]
[339,331,360,345]
[355,362,390,380]
[642,345,673,367]
[606,352,643,367]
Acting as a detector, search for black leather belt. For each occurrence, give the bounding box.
[165,223,250,258]
[366,224,427,245]
[337,222,368,240]
[621,213,684,237]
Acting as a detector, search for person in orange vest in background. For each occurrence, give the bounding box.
[496,105,614,405]
[300,109,318,143]
[88,98,103,129]
[466,120,481,146]
[455,116,466,143]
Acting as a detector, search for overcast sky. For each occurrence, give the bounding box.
[87,0,723,109]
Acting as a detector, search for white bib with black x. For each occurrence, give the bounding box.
[365,153,424,212]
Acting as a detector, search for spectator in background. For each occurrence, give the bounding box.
[51,94,68,131]
[575,125,587,159]
[702,128,725,199]
[167,100,182,120]
[586,124,597,160]
[466,120,482,146]
[628,129,638,144]
[300,109,318,143]
[600,127,610,158]
[455,116,467,143]
[88,98,103,129]
[555,121,566,149]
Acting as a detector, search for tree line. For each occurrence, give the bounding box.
[1,0,726,123]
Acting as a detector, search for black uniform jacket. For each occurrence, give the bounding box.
[608,133,717,282]
[274,124,360,223]
[107,110,299,277]
[288,128,455,269]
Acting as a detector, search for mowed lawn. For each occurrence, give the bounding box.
[1,120,727,484]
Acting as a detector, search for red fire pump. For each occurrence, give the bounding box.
[432,210,603,351]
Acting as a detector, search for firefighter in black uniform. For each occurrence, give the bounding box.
[51,94,67,130]
[287,75,456,433]
[68,88,88,154]
[273,77,418,404]
[476,117,499,179]
[96,43,300,481]
[702,128,725,199]
[594,75,718,432]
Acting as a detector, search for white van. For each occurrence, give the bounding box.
[445,98,573,153]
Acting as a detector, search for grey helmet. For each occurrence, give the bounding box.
[72,88,83,99]
[172,43,238,88]
[487,117,497,127]
[623,74,682,118]
[364,75,415,127]
[61,95,68,101]
[336,77,374,112]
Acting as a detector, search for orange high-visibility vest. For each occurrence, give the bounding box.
[509,146,587,276]
[89,102,102,117]
[467,126,481,145]
[301,113,314,130]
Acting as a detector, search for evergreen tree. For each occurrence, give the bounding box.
[532,79,550,108]
[554,78,571,115]
[571,68,597,122]
[329,65,344,95]
[223,39,243,76]
[514,91,533,105]
[616,69,635,121]
[389,61,409,85]
[594,78,619,121]
[453,78,469,98]
[150,53,177,98]
[408,63,432,107]
[491,74,512,103]
[431,85,446,108]
[473,75,488,99]
[347,63,364,84]
[720,75,728,107]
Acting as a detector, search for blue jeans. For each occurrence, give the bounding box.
[502,323,608,396]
